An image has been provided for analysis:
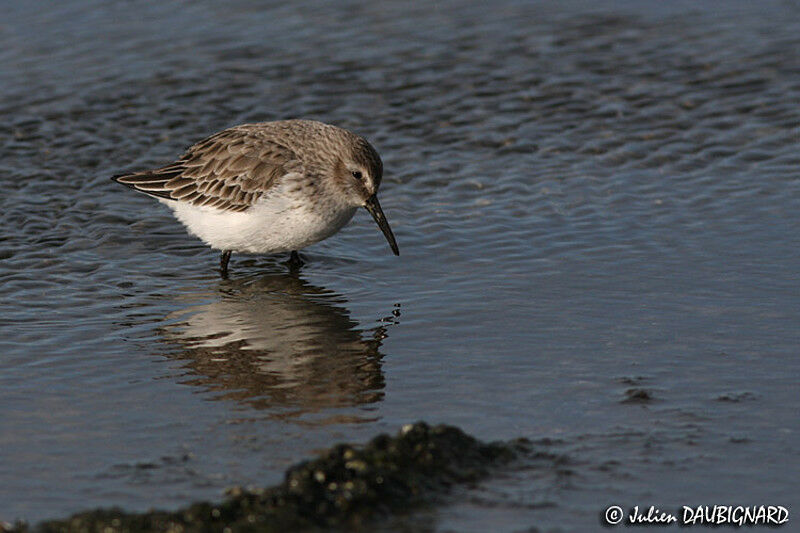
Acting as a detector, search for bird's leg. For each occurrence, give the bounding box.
[288,250,304,268]
[220,250,232,278]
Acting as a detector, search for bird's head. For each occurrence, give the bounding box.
[335,136,399,256]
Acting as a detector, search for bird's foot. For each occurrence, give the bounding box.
[287,250,305,270]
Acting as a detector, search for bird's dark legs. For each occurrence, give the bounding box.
[220,250,303,276]
[220,250,232,278]
[288,250,304,269]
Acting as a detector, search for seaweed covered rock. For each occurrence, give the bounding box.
[25,422,523,533]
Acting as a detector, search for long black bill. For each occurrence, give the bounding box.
[364,194,399,256]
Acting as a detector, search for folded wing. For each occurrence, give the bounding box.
[112,126,298,212]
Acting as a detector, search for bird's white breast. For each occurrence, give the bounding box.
[160,174,357,254]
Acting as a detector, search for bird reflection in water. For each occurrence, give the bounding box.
[159,272,399,425]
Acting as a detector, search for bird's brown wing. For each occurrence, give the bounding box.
[112,127,298,212]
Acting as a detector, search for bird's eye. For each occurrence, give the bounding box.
[351,170,363,180]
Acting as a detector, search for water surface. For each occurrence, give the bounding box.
[1,1,799,530]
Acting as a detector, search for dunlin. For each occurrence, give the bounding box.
[113,120,399,276]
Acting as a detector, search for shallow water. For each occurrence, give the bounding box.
[2,0,799,530]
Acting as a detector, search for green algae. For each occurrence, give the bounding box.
[15,423,525,533]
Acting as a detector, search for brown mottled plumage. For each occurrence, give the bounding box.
[113,120,398,276]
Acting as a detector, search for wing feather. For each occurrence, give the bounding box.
[112,126,298,211]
